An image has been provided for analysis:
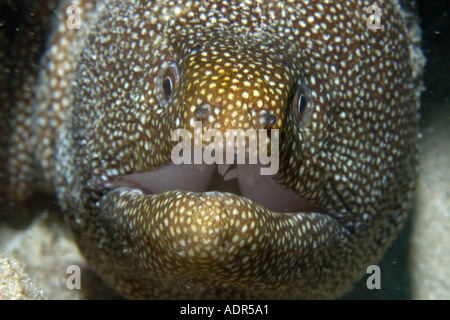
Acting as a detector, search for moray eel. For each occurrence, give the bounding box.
[1,0,424,298]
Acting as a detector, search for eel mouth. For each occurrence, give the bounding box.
[107,163,325,214]
[93,161,345,290]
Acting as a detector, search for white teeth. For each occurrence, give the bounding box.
[218,163,231,176]
[237,164,309,213]
[218,163,239,181]
[223,168,238,181]
[110,162,314,213]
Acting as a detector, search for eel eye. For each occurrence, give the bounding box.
[163,77,173,99]
[162,64,179,101]
[292,84,309,122]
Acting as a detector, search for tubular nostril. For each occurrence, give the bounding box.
[194,104,212,120]
[259,113,277,128]
[266,114,276,126]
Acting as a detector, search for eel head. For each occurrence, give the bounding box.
[59,1,420,299]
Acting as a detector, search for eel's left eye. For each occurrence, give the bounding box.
[292,85,308,122]
[162,64,179,101]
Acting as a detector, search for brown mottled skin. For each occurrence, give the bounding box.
[0,0,424,299]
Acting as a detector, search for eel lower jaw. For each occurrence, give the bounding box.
[94,163,344,290]
[107,163,326,215]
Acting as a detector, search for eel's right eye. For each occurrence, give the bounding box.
[162,64,179,101]
[163,76,173,99]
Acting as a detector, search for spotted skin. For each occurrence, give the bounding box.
[1,0,424,299]
[0,0,60,197]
